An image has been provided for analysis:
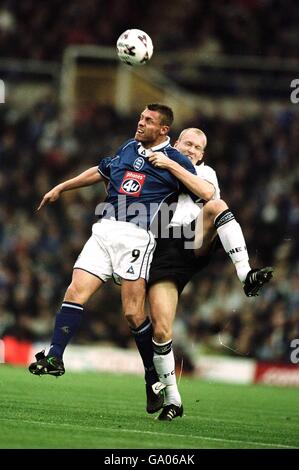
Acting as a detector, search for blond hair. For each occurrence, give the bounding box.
[177,128,207,149]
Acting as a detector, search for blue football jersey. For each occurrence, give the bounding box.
[97,137,197,230]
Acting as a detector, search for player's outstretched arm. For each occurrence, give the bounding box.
[149,152,214,201]
[37,166,103,211]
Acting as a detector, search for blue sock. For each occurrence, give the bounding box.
[48,301,83,359]
[130,317,159,385]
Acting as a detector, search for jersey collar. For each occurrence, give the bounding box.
[137,137,170,157]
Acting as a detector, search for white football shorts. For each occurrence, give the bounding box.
[73,220,156,282]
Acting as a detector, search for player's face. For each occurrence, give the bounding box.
[174,130,205,165]
[135,109,168,148]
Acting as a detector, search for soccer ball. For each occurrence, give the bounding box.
[116,29,153,66]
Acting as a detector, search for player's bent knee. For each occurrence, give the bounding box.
[124,312,146,328]
[205,199,228,218]
[64,282,90,305]
[152,323,172,343]
[122,297,145,319]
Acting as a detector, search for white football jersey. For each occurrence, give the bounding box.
[170,162,220,227]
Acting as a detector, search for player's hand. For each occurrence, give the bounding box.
[148,152,172,169]
[37,187,62,211]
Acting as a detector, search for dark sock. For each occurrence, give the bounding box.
[130,317,158,385]
[48,301,83,359]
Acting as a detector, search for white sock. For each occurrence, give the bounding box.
[153,339,181,406]
[215,210,251,283]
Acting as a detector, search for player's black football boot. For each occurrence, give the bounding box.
[158,404,184,421]
[243,267,274,297]
[28,350,65,377]
[146,381,166,414]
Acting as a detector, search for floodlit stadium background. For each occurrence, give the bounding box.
[1,0,299,385]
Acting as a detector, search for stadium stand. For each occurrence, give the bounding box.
[1,0,299,366]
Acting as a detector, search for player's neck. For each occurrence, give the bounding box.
[143,136,169,150]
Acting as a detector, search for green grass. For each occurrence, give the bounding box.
[0,365,298,449]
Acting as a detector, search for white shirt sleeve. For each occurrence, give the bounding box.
[195,164,220,200]
[169,162,221,227]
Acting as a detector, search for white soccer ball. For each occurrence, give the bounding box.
[116,29,153,66]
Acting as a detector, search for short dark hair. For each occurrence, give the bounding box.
[146,103,174,127]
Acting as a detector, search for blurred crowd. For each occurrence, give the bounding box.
[1,0,299,366]
[1,95,299,364]
[0,0,298,61]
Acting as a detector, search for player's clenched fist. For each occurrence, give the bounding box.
[148,152,172,169]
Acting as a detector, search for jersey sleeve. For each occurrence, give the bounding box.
[198,165,221,199]
[170,150,202,200]
[97,139,133,179]
[98,157,112,179]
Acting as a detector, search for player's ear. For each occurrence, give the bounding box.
[160,125,169,136]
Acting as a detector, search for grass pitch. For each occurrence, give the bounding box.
[0,365,298,449]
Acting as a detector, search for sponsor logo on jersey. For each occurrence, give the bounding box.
[127,266,135,274]
[120,171,146,197]
[133,157,145,171]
